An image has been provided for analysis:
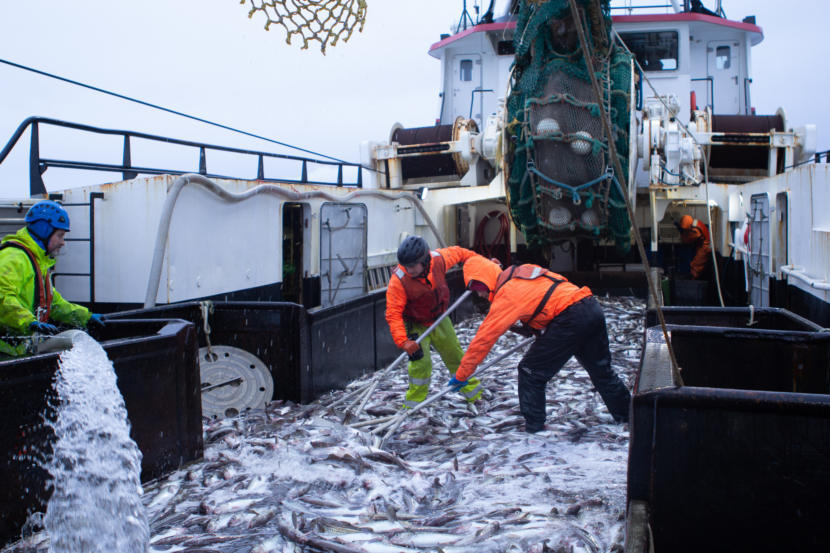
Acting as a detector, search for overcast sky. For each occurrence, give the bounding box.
[0,0,827,198]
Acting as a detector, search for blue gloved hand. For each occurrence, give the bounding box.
[447,376,467,391]
[87,313,106,329]
[30,321,58,335]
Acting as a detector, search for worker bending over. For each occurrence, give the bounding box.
[451,257,630,432]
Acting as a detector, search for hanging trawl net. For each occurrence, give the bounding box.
[505,0,633,253]
[244,0,367,53]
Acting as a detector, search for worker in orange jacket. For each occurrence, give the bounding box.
[386,235,482,408]
[678,214,712,279]
[449,257,630,431]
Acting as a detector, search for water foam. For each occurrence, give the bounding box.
[43,332,149,553]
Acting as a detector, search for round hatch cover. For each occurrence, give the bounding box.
[199,345,273,419]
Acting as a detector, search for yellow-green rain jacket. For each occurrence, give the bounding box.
[0,227,91,356]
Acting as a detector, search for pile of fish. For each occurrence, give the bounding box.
[6,296,644,553]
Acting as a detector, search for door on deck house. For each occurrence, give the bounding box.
[707,41,742,114]
[282,202,310,305]
[451,54,483,127]
[320,202,367,307]
[749,193,770,307]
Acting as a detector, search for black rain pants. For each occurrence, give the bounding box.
[517,296,631,432]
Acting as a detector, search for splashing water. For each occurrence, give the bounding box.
[42,332,149,553]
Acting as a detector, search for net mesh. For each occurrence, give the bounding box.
[243,0,367,53]
[505,0,632,253]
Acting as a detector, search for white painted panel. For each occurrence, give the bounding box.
[164,183,282,303]
[61,175,172,304]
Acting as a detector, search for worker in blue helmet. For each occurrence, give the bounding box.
[0,200,105,357]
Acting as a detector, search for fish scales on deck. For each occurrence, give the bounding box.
[3,297,642,553]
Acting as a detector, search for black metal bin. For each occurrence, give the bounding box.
[0,319,203,547]
[628,307,830,552]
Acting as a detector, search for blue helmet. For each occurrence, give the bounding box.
[25,200,70,248]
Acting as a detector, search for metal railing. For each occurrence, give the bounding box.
[610,1,681,14]
[469,88,495,122]
[0,117,364,197]
[691,76,714,111]
[610,0,726,16]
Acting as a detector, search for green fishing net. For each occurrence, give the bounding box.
[505,0,632,253]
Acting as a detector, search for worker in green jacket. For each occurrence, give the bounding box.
[0,200,104,357]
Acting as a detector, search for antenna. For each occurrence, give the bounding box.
[456,0,477,33]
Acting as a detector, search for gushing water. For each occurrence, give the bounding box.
[42,332,149,553]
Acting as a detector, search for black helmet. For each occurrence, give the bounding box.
[397,235,429,266]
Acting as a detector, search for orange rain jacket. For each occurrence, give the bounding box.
[455,260,591,381]
[680,215,712,279]
[385,246,478,348]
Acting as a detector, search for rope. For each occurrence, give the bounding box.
[0,57,366,168]
[568,0,683,387]
[200,300,216,360]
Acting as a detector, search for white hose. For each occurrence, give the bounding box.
[35,329,86,354]
[144,174,446,307]
[779,265,830,292]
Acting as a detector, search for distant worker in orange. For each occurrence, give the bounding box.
[386,235,483,409]
[448,257,630,432]
[678,214,712,279]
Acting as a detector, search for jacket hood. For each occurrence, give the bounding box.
[1,227,55,269]
[463,256,501,293]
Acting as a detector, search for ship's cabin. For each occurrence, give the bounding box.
[429,3,763,130]
[614,12,763,123]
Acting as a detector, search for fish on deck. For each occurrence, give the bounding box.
[3,296,643,553]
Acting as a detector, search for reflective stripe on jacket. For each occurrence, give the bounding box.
[455,264,592,381]
[385,246,478,347]
[0,227,90,337]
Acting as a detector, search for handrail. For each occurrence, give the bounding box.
[468,88,495,121]
[610,4,676,11]
[48,192,104,308]
[691,77,714,112]
[0,117,364,196]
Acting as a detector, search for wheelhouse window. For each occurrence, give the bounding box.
[619,31,679,71]
[460,59,473,81]
[715,45,731,69]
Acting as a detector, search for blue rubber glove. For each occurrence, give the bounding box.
[87,313,106,329]
[447,376,467,391]
[30,321,58,335]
